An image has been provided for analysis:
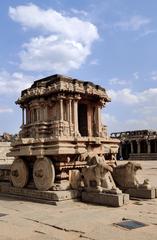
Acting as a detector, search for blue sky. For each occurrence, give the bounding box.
[0,0,157,134]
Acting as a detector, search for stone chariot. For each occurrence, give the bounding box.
[9,74,119,191]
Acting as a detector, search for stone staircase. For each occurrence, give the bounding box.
[129,153,157,161]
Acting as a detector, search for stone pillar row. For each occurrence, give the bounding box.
[56,94,81,137]
[21,95,102,138]
[121,139,157,156]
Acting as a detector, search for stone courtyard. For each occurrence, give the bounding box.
[0,160,157,240]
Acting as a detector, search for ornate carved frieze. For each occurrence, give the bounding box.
[16,75,110,105]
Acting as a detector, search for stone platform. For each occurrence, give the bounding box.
[124,187,156,199]
[0,183,80,205]
[0,182,130,207]
[82,191,129,207]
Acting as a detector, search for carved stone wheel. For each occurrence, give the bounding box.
[10,158,29,188]
[33,158,55,191]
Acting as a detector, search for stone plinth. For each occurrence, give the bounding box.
[81,191,129,207]
[125,187,156,199]
[0,183,80,205]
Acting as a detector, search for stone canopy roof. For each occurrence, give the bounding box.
[16,74,110,105]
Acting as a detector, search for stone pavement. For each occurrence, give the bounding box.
[0,161,157,240]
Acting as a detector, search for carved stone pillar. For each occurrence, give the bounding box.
[96,106,101,136]
[137,140,140,154]
[119,143,122,158]
[74,100,78,136]
[44,105,47,121]
[56,95,65,136]
[73,96,80,137]
[22,108,24,125]
[87,105,92,137]
[147,140,151,154]
[39,107,43,121]
[67,98,72,135]
[36,108,40,122]
[130,141,134,154]
[26,108,30,124]
[59,98,63,122]
[69,99,72,123]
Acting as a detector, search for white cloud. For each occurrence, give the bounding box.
[108,77,128,85]
[0,70,34,94]
[0,107,13,113]
[139,88,157,104]
[105,87,157,132]
[9,4,98,45]
[19,35,90,72]
[108,88,139,105]
[108,87,157,106]
[114,15,151,31]
[9,4,99,73]
[103,113,157,133]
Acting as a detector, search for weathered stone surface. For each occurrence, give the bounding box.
[10,158,29,188]
[125,187,156,199]
[33,157,55,191]
[112,161,142,189]
[80,154,128,207]
[69,170,81,189]
[81,154,121,193]
[112,161,156,199]
[0,142,14,164]
[82,191,129,207]
[0,183,80,203]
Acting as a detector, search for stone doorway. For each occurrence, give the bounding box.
[78,103,88,136]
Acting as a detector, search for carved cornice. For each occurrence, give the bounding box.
[16,74,110,105]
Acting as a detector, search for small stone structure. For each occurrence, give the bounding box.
[0,142,12,163]
[0,134,14,181]
[111,130,157,160]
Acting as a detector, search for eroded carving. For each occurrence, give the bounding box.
[112,161,152,190]
[82,155,121,194]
